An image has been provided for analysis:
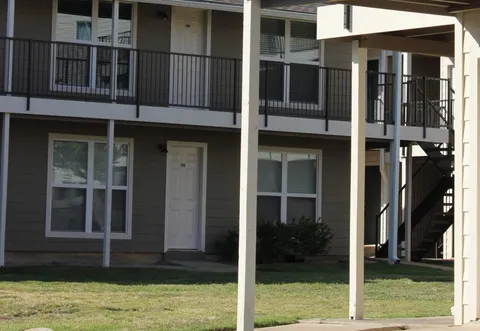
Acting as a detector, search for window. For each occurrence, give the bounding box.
[260,19,321,105]
[46,134,133,239]
[257,149,322,223]
[53,0,135,91]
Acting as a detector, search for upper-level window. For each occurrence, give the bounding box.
[53,0,135,90]
[260,19,321,105]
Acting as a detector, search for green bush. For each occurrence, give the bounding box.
[214,217,333,263]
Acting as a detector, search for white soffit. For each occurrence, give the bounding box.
[317,4,456,40]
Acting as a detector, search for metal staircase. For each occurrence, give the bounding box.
[375,76,454,261]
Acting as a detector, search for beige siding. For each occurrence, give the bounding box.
[458,10,480,318]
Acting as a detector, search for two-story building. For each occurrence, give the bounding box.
[0,0,452,266]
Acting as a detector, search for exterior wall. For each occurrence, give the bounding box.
[456,10,480,323]
[412,54,440,78]
[4,117,352,256]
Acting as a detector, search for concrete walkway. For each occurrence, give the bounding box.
[257,317,457,331]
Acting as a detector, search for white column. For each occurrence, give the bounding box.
[387,51,402,264]
[453,17,465,326]
[349,40,366,321]
[405,143,412,262]
[0,114,10,267]
[379,149,389,245]
[236,0,260,329]
[110,0,119,101]
[4,0,15,93]
[468,45,480,323]
[103,119,115,268]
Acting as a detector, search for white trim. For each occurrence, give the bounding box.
[258,146,322,223]
[136,0,316,21]
[164,140,208,252]
[0,96,451,143]
[0,97,452,142]
[0,114,10,267]
[45,133,134,240]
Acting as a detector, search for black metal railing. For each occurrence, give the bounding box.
[402,75,453,133]
[374,157,443,256]
[0,37,452,130]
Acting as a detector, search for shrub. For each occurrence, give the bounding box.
[214,217,333,263]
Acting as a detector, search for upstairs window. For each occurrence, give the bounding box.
[53,0,135,91]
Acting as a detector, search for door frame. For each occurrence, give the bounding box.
[164,141,208,252]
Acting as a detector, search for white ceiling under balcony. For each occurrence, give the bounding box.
[261,0,480,15]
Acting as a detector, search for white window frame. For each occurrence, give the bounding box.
[260,18,324,109]
[45,133,134,239]
[257,146,323,223]
[50,0,138,96]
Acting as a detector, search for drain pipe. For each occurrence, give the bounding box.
[387,52,402,264]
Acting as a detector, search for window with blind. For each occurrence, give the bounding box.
[54,0,134,90]
[257,150,321,223]
[47,134,133,239]
[260,19,321,105]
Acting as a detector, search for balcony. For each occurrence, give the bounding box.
[0,37,453,132]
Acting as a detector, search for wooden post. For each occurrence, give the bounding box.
[349,40,366,320]
[237,0,260,329]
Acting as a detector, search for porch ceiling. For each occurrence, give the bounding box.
[344,25,454,57]
[261,0,480,15]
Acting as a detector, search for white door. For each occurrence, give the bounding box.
[167,146,200,250]
[170,7,206,107]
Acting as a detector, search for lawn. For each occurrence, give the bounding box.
[0,263,453,331]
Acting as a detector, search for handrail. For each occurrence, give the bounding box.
[374,157,434,255]
[405,79,452,129]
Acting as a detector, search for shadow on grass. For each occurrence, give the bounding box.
[0,262,453,286]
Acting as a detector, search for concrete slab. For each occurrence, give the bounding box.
[257,317,455,331]
[169,260,237,273]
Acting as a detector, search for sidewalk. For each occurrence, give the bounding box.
[257,317,458,331]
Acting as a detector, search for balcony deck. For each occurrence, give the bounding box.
[0,37,453,140]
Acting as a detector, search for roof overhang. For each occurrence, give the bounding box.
[316,4,455,57]
[262,0,480,15]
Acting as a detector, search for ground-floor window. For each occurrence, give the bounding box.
[46,134,133,239]
[257,148,322,223]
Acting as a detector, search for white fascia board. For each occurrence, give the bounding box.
[136,0,316,21]
[317,4,456,40]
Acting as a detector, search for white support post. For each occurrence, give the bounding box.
[0,114,10,267]
[405,143,412,262]
[102,119,115,268]
[349,40,366,321]
[469,46,480,323]
[453,16,465,326]
[110,0,119,101]
[387,51,402,264]
[379,149,389,245]
[236,0,260,329]
[4,0,15,93]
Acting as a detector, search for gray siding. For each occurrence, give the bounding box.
[5,118,351,256]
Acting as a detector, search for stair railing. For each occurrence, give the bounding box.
[375,157,430,256]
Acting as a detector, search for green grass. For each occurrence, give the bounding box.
[0,263,453,331]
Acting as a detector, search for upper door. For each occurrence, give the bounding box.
[170,7,206,107]
[166,146,200,250]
